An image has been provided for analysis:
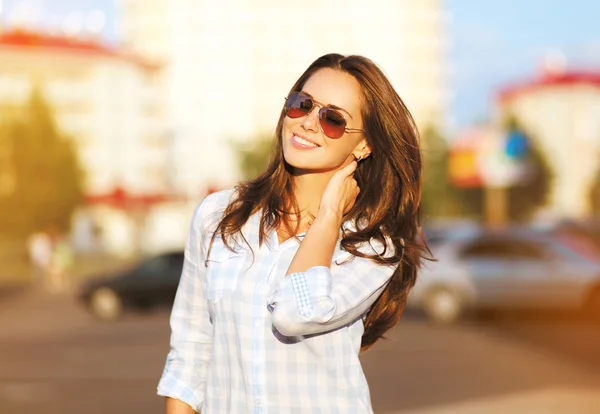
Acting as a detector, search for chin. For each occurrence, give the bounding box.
[283,151,338,173]
[283,149,315,170]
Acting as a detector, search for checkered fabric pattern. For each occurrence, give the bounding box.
[289,272,313,317]
[157,189,396,414]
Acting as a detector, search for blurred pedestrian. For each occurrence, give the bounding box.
[27,230,52,286]
[158,54,428,414]
[47,232,75,293]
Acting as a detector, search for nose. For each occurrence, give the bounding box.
[301,106,320,133]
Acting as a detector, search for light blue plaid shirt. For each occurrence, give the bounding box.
[157,189,396,413]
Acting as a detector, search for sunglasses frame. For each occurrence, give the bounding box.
[284,91,364,139]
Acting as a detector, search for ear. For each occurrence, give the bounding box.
[353,138,372,160]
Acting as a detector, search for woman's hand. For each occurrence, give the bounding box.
[318,160,360,222]
[286,160,359,275]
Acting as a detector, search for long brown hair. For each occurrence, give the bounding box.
[212,53,428,351]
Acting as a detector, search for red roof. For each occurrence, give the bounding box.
[498,71,600,103]
[0,29,160,71]
[85,187,173,210]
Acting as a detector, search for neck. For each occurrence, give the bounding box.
[290,169,337,219]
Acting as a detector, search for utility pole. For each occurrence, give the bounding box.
[484,186,508,229]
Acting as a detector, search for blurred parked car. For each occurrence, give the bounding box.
[409,227,600,324]
[78,251,183,320]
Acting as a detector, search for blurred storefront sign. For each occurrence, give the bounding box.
[449,125,532,228]
[448,127,484,188]
[505,130,530,159]
[449,126,531,189]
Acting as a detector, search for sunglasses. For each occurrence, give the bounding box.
[284,91,363,139]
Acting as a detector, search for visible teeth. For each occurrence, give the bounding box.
[295,135,318,147]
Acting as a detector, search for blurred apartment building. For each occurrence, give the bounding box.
[117,0,450,196]
[0,30,167,196]
[0,28,178,255]
[496,66,600,218]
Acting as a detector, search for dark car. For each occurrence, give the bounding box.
[79,251,184,320]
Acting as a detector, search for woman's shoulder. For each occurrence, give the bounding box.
[193,188,237,232]
[201,188,237,211]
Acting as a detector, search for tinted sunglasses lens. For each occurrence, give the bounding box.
[285,92,313,118]
[319,108,346,139]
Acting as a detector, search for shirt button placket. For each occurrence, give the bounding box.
[252,248,270,414]
[254,399,263,414]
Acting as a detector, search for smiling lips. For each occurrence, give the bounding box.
[291,133,321,150]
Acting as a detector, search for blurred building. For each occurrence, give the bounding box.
[0,29,180,255]
[0,29,167,197]
[497,69,600,218]
[117,0,450,195]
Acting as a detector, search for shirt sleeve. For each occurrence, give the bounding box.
[267,239,396,337]
[157,200,213,411]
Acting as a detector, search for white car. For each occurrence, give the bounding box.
[409,227,600,324]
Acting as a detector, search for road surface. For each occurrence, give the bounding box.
[1,288,599,413]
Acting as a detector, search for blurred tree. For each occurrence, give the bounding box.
[420,125,465,219]
[453,187,484,220]
[503,115,554,222]
[589,163,600,217]
[505,140,553,221]
[234,134,275,180]
[0,89,85,238]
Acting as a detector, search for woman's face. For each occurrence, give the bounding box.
[282,68,370,172]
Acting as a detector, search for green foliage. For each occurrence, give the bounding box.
[420,126,465,219]
[501,115,553,221]
[235,134,275,180]
[506,141,553,221]
[0,89,85,238]
[452,187,485,220]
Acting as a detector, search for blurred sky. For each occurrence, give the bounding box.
[1,0,600,132]
[449,0,600,130]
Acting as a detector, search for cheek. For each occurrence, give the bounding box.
[325,136,359,154]
[282,116,299,133]
[320,139,356,163]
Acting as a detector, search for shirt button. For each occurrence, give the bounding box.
[255,398,261,405]
[254,319,261,327]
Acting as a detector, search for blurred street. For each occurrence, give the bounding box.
[1,289,600,414]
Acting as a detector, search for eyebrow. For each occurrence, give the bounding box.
[302,91,354,119]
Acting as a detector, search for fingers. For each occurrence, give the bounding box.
[347,176,360,198]
[340,160,358,177]
[342,177,360,215]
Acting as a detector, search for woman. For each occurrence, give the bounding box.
[158,53,427,413]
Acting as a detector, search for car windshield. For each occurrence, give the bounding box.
[460,238,550,260]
